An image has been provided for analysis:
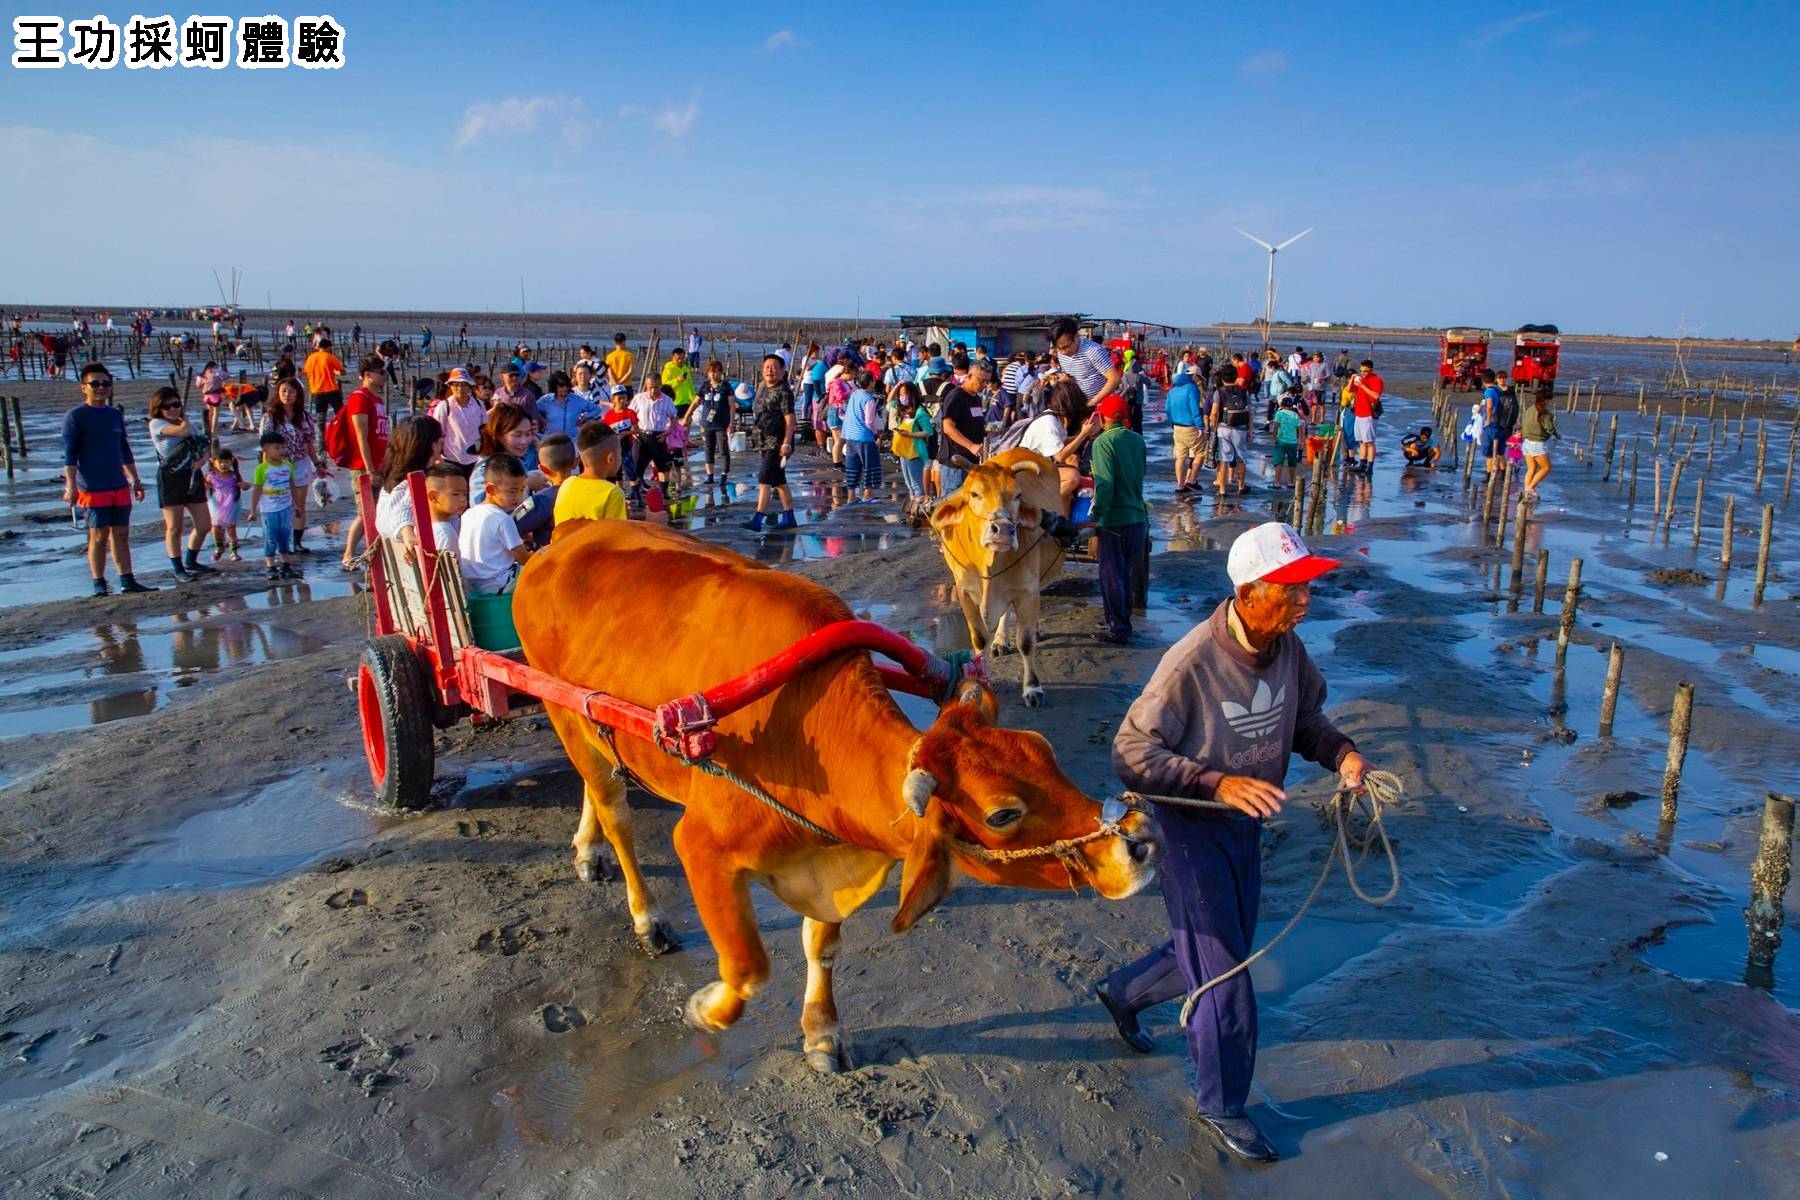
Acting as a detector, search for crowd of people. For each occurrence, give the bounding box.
[58,312,1522,618]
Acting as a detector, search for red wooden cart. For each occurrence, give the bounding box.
[352,473,976,808]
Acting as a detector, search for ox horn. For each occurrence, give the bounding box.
[903,769,937,816]
[1010,458,1043,476]
[949,453,977,471]
[903,739,937,816]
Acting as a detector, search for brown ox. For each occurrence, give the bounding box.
[931,448,1066,707]
[513,519,1156,1072]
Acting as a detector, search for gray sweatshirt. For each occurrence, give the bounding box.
[1113,599,1353,801]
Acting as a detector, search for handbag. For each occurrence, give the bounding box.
[665,422,689,451]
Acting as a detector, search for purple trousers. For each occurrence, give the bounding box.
[1105,808,1261,1117]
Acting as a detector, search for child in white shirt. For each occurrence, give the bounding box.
[457,453,532,595]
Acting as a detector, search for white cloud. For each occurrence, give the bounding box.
[651,96,700,139]
[453,96,595,150]
[1238,51,1288,79]
[1468,10,1556,47]
[765,29,799,50]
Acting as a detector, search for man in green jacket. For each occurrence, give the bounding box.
[1088,394,1148,643]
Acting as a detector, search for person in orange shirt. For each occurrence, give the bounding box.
[304,336,346,431]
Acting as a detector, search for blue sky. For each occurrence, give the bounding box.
[3,2,1797,338]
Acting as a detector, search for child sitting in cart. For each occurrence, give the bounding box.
[458,453,533,595]
[423,466,468,553]
[553,423,629,524]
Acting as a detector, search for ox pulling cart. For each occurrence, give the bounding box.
[351,472,976,809]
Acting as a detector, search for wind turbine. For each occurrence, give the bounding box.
[1235,227,1312,348]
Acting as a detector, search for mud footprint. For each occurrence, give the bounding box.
[472,920,542,955]
[455,820,496,838]
[540,1004,589,1034]
[325,888,369,910]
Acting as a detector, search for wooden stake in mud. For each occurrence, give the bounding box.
[1462,440,1475,492]
[1785,431,1797,504]
[1721,495,1736,569]
[1507,496,1529,597]
[1659,681,1696,826]
[1627,447,1639,509]
[1692,477,1705,548]
[1555,557,1583,664]
[1663,459,1684,533]
[1636,382,1646,414]
[1746,793,1795,973]
[1602,413,1618,480]
[1738,398,1749,451]
[1651,456,1662,522]
[1292,475,1307,527]
[1598,643,1625,737]
[1755,432,1767,493]
[1481,468,1498,526]
[1754,504,1773,604]
[1533,548,1549,613]
[1496,469,1514,544]
[10,396,25,455]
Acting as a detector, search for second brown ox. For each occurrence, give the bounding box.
[514,519,1156,1073]
[931,447,1067,707]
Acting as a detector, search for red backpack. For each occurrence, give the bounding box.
[323,406,355,467]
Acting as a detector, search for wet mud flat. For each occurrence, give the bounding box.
[0,378,1796,1196]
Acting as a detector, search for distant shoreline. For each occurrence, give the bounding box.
[4,303,1792,352]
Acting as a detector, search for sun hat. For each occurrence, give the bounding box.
[445,367,475,387]
[610,383,629,396]
[1227,522,1339,589]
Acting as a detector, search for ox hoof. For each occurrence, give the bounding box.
[683,982,735,1033]
[804,1034,853,1075]
[635,917,683,958]
[1021,686,1045,708]
[574,854,609,884]
[989,642,1011,657]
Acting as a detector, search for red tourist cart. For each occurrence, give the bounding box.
[1511,330,1561,390]
[352,473,976,808]
[1437,329,1491,392]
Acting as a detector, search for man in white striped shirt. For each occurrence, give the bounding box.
[1050,316,1122,405]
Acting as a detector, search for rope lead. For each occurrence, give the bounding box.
[1120,770,1406,1028]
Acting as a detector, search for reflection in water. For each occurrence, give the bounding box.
[0,615,329,738]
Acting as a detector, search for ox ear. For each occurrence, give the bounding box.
[928,494,967,535]
[893,798,955,933]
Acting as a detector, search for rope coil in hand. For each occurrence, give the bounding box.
[1116,770,1405,1028]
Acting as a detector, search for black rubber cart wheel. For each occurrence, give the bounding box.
[356,635,436,809]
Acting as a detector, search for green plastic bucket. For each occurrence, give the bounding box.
[466,593,520,650]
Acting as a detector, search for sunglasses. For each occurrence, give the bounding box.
[85,378,115,387]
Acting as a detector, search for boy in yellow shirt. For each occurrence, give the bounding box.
[553,423,628,523]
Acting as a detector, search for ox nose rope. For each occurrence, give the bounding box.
[592,717,1140,868]
[939,529,1051,582]
[1117,770,1405,1028]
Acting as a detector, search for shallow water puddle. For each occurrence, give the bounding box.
[0,766,382,952]
[0,614,329,736]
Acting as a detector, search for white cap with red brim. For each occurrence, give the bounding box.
[1227,522,1339,589]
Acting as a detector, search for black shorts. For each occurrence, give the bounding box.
[758,447,787,487]
[158,464,205,509]
[312,389,344,417]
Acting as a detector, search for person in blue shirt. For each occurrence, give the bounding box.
[61,363,155,595]
[536,369,600,441]
[1165,364,1206,494]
